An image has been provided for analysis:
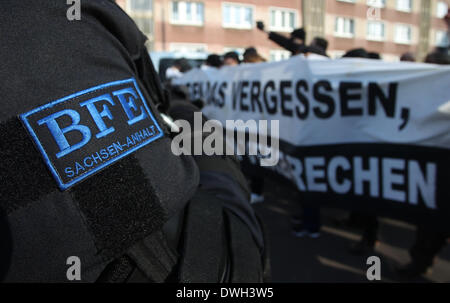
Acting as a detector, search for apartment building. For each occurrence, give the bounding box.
[325,0,449,60]
[116,0,156,49]
[116,0,302,61]
[116,0,449,61]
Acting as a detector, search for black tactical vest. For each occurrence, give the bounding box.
[0,0,201,282]
[0,0,268,283]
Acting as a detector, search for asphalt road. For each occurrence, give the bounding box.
[253,178,450,283]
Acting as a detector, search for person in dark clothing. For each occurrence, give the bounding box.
[310,37,329,56]
[243,47,267,63]
[395,50,450,279]
[349,50,450,263]
[243,47,258,58]
[292,206,321,239]
[396,224,449,278]
[242,46,265,203]
[400,52,416,62]
[289,39,330,237]
[256,21,307,55]
[342,48,369,58]
[425,50,450,64]
[290,28,307,45]
[305,45,327,57]
[205,54,223,68]
[223,51,240,66]
[0,0,267,282]
[368,52,382,60]
[348,215,379,255]
[175,58,192,73]
[338,47,381,254]
[164,58,191,83]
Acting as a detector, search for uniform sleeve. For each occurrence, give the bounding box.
[0,0,199,282]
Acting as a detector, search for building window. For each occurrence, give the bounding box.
[436,1,448,18]
[269,8,297,32]
[169,43,207,53]
[334,17,355,38]
[396,0,412,12]
[171,1,204,26]
[130,0,153,12]
[436,30,449,47]
[270,50,291,62]
[367,0,386,8]
[134,17,153,34]
[222,3,253,29]
[394,24,412,44]
[367,21,385,41]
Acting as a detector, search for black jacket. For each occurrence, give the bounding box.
[0,0,200,282]
[0,0,265,282]
[268,31,307,55]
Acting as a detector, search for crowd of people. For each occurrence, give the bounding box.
[164,46,268,82]
[163,20,450,281]
[165,19,448,82]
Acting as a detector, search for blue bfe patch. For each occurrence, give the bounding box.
[20,78,164,190]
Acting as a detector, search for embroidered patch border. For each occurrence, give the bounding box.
[19,78,164,190]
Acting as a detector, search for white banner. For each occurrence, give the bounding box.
[174,56,450,149]
[174,56,450,227]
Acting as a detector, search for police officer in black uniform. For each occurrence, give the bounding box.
[0,0,268,282]
[256,20,307,55]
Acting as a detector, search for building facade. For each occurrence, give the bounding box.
[324,0,449,60]
[116,0,449,61]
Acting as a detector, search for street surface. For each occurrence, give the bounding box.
[254,179,450,283]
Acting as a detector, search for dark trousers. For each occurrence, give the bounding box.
[360,215,379,245]
[302,206,321,233]
[250,177,264,195]
[348,212,379,245]
[410,224,448,268]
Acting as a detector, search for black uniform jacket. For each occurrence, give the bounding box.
[0,0,199,282]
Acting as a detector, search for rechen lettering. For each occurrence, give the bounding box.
[266,152,437,209]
